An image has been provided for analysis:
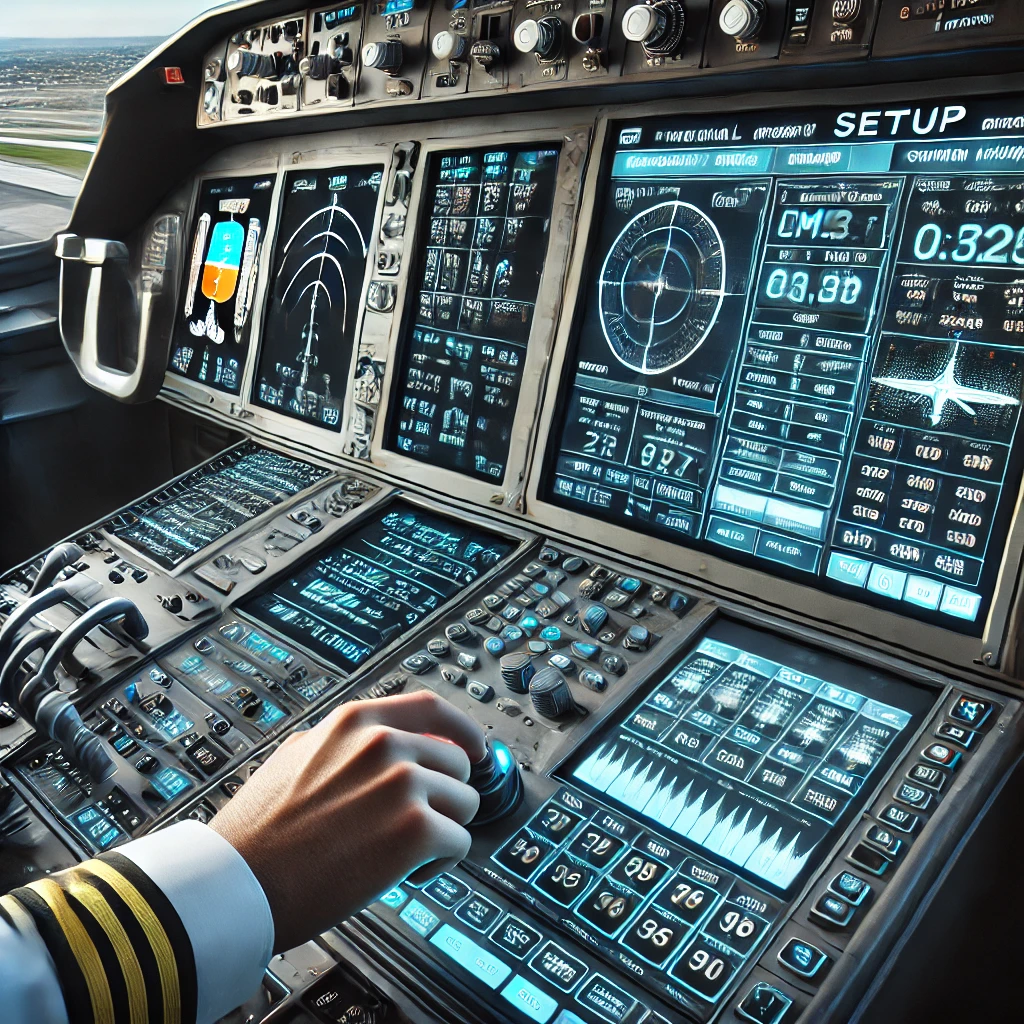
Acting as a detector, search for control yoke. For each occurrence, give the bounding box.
[14,600,150,782]
[28,542,84,596]
[55,214,181,403]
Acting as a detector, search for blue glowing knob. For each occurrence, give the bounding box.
[469,739,523,825]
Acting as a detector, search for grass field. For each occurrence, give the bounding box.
[0,142,92,175]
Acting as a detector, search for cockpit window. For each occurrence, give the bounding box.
[0,2,219,248]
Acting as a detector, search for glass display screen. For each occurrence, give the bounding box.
[544,97,1024,635]
[106,441,330,569]
[253,164,383,430]
[239,500,516,670]
[385,143,561,481]
[169,175,275,395]
[562,619,934,896]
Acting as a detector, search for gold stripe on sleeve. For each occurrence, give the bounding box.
[64,871,149,1023]
[84,858,181,1024]
[24,877,116,1024]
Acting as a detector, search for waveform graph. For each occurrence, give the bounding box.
[573,734,826,891]
[255,166,383,430]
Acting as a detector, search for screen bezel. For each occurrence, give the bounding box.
[96,438,337,577]
[370,125,592,507]
[524,91,1024,673]
[552,613,938,901]
[231,489,536,676]
[241,147,393,448]
[164,162,281,409]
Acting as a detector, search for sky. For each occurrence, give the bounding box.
[5,1,226,38]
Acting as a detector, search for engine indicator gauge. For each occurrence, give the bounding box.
[599,200,725,374]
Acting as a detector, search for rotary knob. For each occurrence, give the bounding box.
[432,29,468,61]
[719,0,763,39]
[362,39,403,74]
[471,41,501,70]
[513,17,564,60]
[469,740,523,825]
[622,1,686,55]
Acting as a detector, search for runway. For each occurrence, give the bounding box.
[0,160,79,247]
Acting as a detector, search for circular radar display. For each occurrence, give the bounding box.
[599,201,726,374]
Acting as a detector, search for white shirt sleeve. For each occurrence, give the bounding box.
[117,820,275,1024]
[0,819,275,1024]
[0,914,70,1024]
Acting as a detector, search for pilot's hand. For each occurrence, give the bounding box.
[210,690,485,951]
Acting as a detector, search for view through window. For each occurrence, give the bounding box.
[0,2,220,247]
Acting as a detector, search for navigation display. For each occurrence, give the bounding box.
[107,442,330,569]
[239,500,516,670]
[170,176,275,395]
[563,619,933,896]
[545,97,1024,634]
[386,143,561,481]
[253,165,383,430]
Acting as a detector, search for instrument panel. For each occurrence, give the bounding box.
[13,6,1024,1024]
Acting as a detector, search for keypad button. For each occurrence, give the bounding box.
[607,850,670,897]
[423,874,470,909]
[921,743,961,769]
[426,638,449,658]
[669,937,741,1001]
[533,853,594,906]
[810,893,854,929]
[879,804,919,834]
[465,607,489,625]
[532,804,583,841]
[847,843,892,878]
[429,924,511,989]
[894,782,931,811]
[466,680,493,702]
[737,981,793,1024]
[576,883,639,935]
[935,722,976,749]
[490,915,542,959]
[827,872,870,907]
[401,651,436,674]
[778,937,830,980]
[705,901,767,955]
[445,623,474,644]
[652,874,720,926]
[864,824,902,856]
[455,894,502,933]
[949,695,992,728]
[619,905,689,965]
[907,763,947,792]
[458,652,480,671]
[575,974,637,1023]
[528,941,588,992]
[493,829,556,879]
[566,826,625,868]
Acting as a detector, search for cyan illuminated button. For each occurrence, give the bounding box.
[706,515,757,554]
[552,1012,588,1024]
[866,564,907,600]
[763,497,825,541]
[423,873,471,908]
[575,974,637,1022]
[903,575,942,610]
[399,899,440,937]
[379,886,408,909]
[430,924,512,989]
[754,531,821,572]
[519,615,540,636]
[826,551,871,588]
[939,586,982,621]
[500,974,559,1023]
[712,484,768,522]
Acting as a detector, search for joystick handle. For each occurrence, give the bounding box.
[469,739,522,825]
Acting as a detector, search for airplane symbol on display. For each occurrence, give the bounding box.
[871,344,1020,427]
